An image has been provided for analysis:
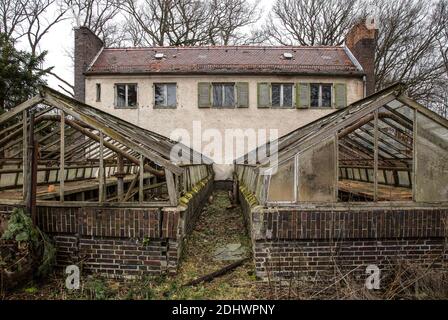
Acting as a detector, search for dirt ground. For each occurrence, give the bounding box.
[1,190,267,300]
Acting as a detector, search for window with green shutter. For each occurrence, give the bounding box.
[296,83,310,109]
[198,82,211,108]
[334,83,347,109]
[237,82,249,108]
[257,83,270,108]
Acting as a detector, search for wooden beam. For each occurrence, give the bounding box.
[373,110,379,202]
[108,182,166,203]
[165,169,178,206]
[0,95,43,125]
[60,111,65,202]
[398,95,448,129]
[139,155,144,203]
[22,110,28,202]
[40,114,165,177]
[261,94,398,167]
[0,106,54,138]
[24,114,35,212]
[116,154,124,202]
[334,133,339,201]
[124,171,140,202]
[43,94,183,175]
[99,131,105,203]
[30,141,38,224]
[8,121,54,158]
[412,109,417,201]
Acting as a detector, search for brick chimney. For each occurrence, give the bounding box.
[345,18,378,96]
[74,27,103,102]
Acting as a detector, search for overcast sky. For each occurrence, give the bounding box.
[30,0,273,94]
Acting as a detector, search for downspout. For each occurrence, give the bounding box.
[344,46,366,98]
[363,75,367,98]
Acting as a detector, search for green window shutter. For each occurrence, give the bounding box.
[198,82,211,108]
[296,83,310,109]
[257,83,270,108]
[334,83,347,109]
[237,82,249,108]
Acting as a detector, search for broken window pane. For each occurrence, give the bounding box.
[311,83,332,108]
[272,84,281,107]
[310,84,319,107]
[154,84,165,106]
[116,84,126,108]
[213,85,223,107]
[127,85,137,107]
[322,84,332,107]
[338,111,375,201]
[115,84,137,108]
[223,84,235,106]
[283,84,293,107]
[155,83,176,108]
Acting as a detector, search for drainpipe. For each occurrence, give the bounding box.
[363,75,367,98]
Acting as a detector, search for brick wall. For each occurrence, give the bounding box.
[34,206,176,277]
[345,20,378,96]
[254,239,447,282]
[0,177,213,278]
[238,188,448,282]
[74,27,103,102]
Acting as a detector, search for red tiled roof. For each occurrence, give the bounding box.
[86,46,364,76]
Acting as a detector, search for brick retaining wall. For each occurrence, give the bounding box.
[0,177,213,278]
[238,187,448,282]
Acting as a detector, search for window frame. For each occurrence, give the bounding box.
[153,83,177,109]
[310,83,333,108]
[96,83,101,102]
[114,83,138,109]
[211,82,236,108]
[271,83,295,108]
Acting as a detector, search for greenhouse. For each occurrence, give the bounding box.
[236,83,448,205]
[235,82,448,281]
[0,86,212,209]
[0,86,214,277]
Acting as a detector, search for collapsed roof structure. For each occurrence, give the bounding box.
[0,87,215,278]
[0,86,212,212]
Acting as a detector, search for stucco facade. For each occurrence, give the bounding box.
[85,74,364,179]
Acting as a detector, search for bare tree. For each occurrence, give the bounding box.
[0,0,72,94]
[121,14,149,46]
[368,0,447,118]
[0,0,27,40]
[165,0,210,46]
[122,0,176,46]
[264,0,361,46]
[122,0,260,46]
[206,0,260,45]
[22,1,70,56]
[432,0,448,117]
[64,0,125,46]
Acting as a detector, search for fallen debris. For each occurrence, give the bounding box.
[183,258,250,287]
